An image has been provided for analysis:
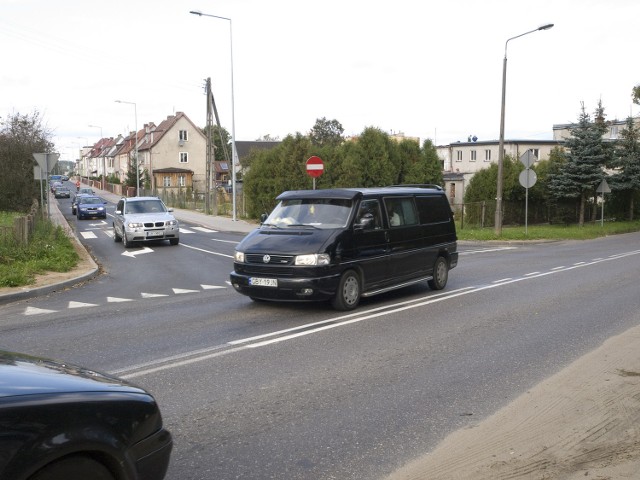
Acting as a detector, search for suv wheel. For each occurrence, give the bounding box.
[331,270,361,311]
[113,224,122,242]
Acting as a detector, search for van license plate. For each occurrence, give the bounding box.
[249,277,277,287]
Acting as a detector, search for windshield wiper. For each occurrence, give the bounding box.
[287,223,321,230]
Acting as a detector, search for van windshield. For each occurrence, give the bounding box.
[265,198,353,229]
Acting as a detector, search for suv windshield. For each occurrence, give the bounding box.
[264,198,352,229]
[125,199,166,214]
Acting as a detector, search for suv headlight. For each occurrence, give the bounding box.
[234,251,245,263]
[127,222,144,228]
[294,254,330,266]
[166,219,178,226]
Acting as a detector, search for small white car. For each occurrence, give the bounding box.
[112,197,179,247]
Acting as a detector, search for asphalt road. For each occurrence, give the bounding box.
[2,191,639,479]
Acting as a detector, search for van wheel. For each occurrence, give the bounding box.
[331,270,361,311]
[428,256,448,290]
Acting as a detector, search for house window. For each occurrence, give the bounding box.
[450,183,456,199]
[178,175,186,187]
[610,126,618,139]
[163,176,171,187]
[179,130,188,141]
[485,149,491,162]
[470,150,477,162]
[180,152,188,163]
[456,151,462,162]
[530,148,539,160]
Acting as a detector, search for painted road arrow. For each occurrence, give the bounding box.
[122,246,154,258]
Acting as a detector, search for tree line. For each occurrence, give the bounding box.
[241,118,443,218]
[0,111,53,212]
[464,98,640,227]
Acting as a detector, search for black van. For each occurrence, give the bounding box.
[230,185,458,310]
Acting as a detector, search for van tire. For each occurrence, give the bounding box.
[428,256,448,290]
[332,270,361,311]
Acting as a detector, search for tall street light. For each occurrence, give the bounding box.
[495,23,553,235]
[88,124,105,190]
[190,9,238,221]
[115,100,139,196]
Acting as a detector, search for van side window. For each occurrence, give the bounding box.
[416,196,451,223]
[356,199,383,230]
[384,198,418,227]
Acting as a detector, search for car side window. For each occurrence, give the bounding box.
[116,200,124,213]
[356,199,382,230]
[384,197,418,227]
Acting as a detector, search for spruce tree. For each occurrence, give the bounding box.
[610,116,640,220]
[548,101,611,226]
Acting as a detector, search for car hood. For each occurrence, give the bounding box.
[0,350,144,398]
[237,226,338,255]
[125,213,176,222]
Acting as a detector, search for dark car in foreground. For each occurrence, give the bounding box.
[76,195,108,220]
[0,350,172,480]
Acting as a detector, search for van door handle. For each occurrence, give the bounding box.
[385,231,389,242]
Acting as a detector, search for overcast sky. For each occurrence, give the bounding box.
[2,0,639,163]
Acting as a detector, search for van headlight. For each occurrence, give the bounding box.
[234,251,245,263]
[295,254,330,266]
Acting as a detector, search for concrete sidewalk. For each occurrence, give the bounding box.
[0,184,258,304]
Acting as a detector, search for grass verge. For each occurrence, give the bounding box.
[457,220,640,241]
[0,213,79,288]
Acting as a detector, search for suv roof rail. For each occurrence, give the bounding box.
[387,184,443,190]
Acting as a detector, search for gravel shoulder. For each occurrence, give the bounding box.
[386,323,640,480]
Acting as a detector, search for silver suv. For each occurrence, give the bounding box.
[113,197,179,247]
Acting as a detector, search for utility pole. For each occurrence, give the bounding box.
[207,77,232,216]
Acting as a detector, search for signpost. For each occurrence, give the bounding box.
[596,178,611,227]
[33,153,59,219]
[519,151,538,235]
[306,156,324,189]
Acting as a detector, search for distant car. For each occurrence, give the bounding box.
[0,350,172,480]
[113,196,179,247]
[54,186,71,198]
[76,195,108,220]
[71,193,91,215]
[61,174,69,181]
[78,187,95,195]
[50,181,63,193]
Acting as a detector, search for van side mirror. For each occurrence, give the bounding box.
[355,213,374,230]
[260,213,268,224]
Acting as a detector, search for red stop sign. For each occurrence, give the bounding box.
[306,156,324,178]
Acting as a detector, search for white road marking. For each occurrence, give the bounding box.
[24,306,57,315]
[107,297,133,302]
[179,228,195,233]
[173,288,200,294]
[180,243,233,258]
[202,284,226,290]
[68,301,98,309]
[122,246,154,258]
[141,293,169,298]
[193,227,218,233]
[80,231,97,239]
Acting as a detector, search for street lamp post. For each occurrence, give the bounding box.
[495,23,553,235]
[190,9,238,221]
[88,124,105,189]
[115,100,139,196]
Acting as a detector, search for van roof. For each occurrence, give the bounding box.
[276,185,444,201]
